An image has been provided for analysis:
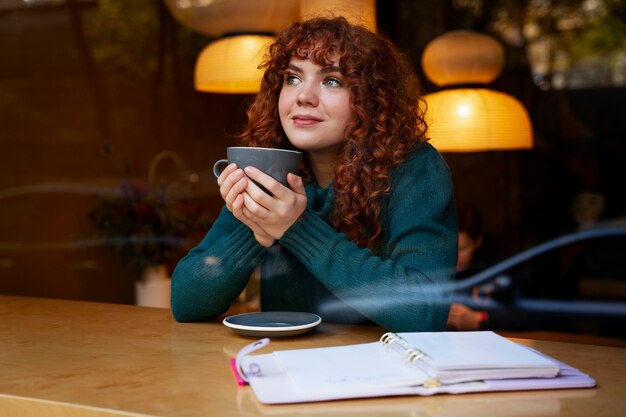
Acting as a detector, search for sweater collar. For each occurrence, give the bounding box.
[305,177,334,218]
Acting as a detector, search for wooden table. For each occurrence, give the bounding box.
[1,295,625,417]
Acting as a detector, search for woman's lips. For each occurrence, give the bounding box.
[292,115,322,127]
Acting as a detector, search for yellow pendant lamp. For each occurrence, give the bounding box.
[422,30,533,152]
[424,88,532,152]
[194,34,274,94]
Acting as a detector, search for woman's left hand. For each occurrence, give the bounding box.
[239,166,307,240]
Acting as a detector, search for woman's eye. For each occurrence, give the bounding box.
[324,77,343,87]
[284,74,300,85]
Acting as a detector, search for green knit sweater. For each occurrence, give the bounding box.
[171,143,457,332]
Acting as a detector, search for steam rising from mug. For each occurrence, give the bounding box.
[213,147,302,187]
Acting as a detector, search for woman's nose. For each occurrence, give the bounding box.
[297,82,319,106]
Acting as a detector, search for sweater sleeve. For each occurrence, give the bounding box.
[279,144,457,332]
[170,206,267,322]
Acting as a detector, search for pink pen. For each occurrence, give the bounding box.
[230,358,246,386]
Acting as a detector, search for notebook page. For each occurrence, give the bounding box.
[398,332,559,372]
[273,341,428,393]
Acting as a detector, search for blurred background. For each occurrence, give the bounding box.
[1,0,624,342]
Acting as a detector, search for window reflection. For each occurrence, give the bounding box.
[0,0,624,343]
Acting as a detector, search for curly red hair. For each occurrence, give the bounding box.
[239,17,428,248]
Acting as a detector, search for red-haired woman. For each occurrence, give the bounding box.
[171,17,457,332]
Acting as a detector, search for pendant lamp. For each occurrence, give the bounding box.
[422,30,533,152]
[194,34,274,94]
[163,0,299,37]
[300,0,377,30]
[424,88,533,152]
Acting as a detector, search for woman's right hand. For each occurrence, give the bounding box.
[217,163,247,212]
[217,163,276,248]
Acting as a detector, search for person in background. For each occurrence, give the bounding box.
[447,204,493,331]
[571,188,607,229]
[446,200,594,333]
[170,17,457,332]
[455,203,486,279]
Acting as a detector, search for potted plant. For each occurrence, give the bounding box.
[88,179,212,307]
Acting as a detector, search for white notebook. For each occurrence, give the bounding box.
[237,331,594,404]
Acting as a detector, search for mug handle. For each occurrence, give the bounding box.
[212,159,229,178]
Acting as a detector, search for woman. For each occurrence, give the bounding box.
[171,17,457,332]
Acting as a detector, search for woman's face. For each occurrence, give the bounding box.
[278,56,354,155]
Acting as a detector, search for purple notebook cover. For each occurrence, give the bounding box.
[485,346,596,391]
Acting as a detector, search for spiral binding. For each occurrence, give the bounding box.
[380,332,431,364]
[380,332,440,386]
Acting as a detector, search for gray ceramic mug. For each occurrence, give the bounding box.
[212,147,302,187]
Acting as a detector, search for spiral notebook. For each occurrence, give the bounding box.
[237,331,595,404]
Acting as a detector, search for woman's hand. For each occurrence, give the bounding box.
[217,163,276,248]
[217,163,247,212]
[240,166,307,240]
